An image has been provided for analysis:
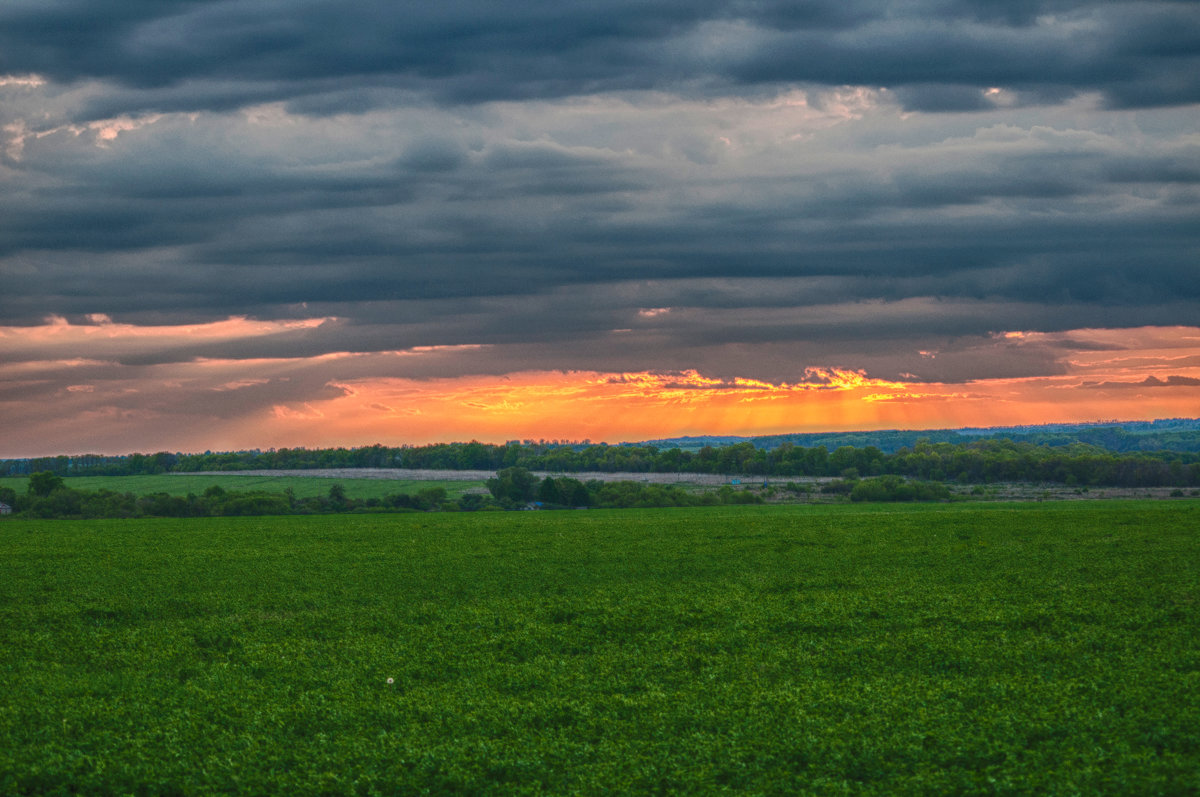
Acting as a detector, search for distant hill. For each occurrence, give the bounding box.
[5,418,1199,479]
[636,418,1200,454]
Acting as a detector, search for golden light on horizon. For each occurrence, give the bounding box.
[253,364,1200,450]
[1,317,1199,456]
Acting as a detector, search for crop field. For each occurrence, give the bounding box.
[1,502,1197,794]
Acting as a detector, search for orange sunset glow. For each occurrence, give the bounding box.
[258,361,1200,448]
[3,315,1198,456]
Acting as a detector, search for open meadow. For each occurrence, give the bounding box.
[1,501,1197,794]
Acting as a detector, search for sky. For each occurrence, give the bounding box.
[1,1,1198,457]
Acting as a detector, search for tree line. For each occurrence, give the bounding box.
[0,468,774,519]
[3,436,1200,487]
[649,421,1200,454]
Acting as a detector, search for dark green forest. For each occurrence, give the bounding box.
[5,431,1200,488]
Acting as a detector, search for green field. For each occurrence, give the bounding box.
[2,502,1197,794]
[0,474,484,501]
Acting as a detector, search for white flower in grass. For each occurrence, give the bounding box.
[386,677,394,685]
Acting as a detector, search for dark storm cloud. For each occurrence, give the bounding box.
[2,1,1198,119]
[1,0,1198,395]
[2,180,1196,347]
[2,102,1196,322]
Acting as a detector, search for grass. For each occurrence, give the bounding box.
[0,474,485,500]
[1,501,1197,794]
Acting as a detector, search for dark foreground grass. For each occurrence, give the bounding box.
[1,502,1197,794]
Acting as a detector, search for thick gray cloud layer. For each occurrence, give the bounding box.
[3,1,1198,112]
[1,0,1198,385]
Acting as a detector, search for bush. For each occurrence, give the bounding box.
[218,493,293,516]
[27,471,65,497]
[850,475,951,502]
[590,481,701,509]
[457,494,487,511]
[716,485,763,505]
[537,477,590,507]
[414,487,448,510]
[487,467,538,504]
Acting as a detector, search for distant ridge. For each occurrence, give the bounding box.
[634,418,1200,454]
[4,418,1200,476]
